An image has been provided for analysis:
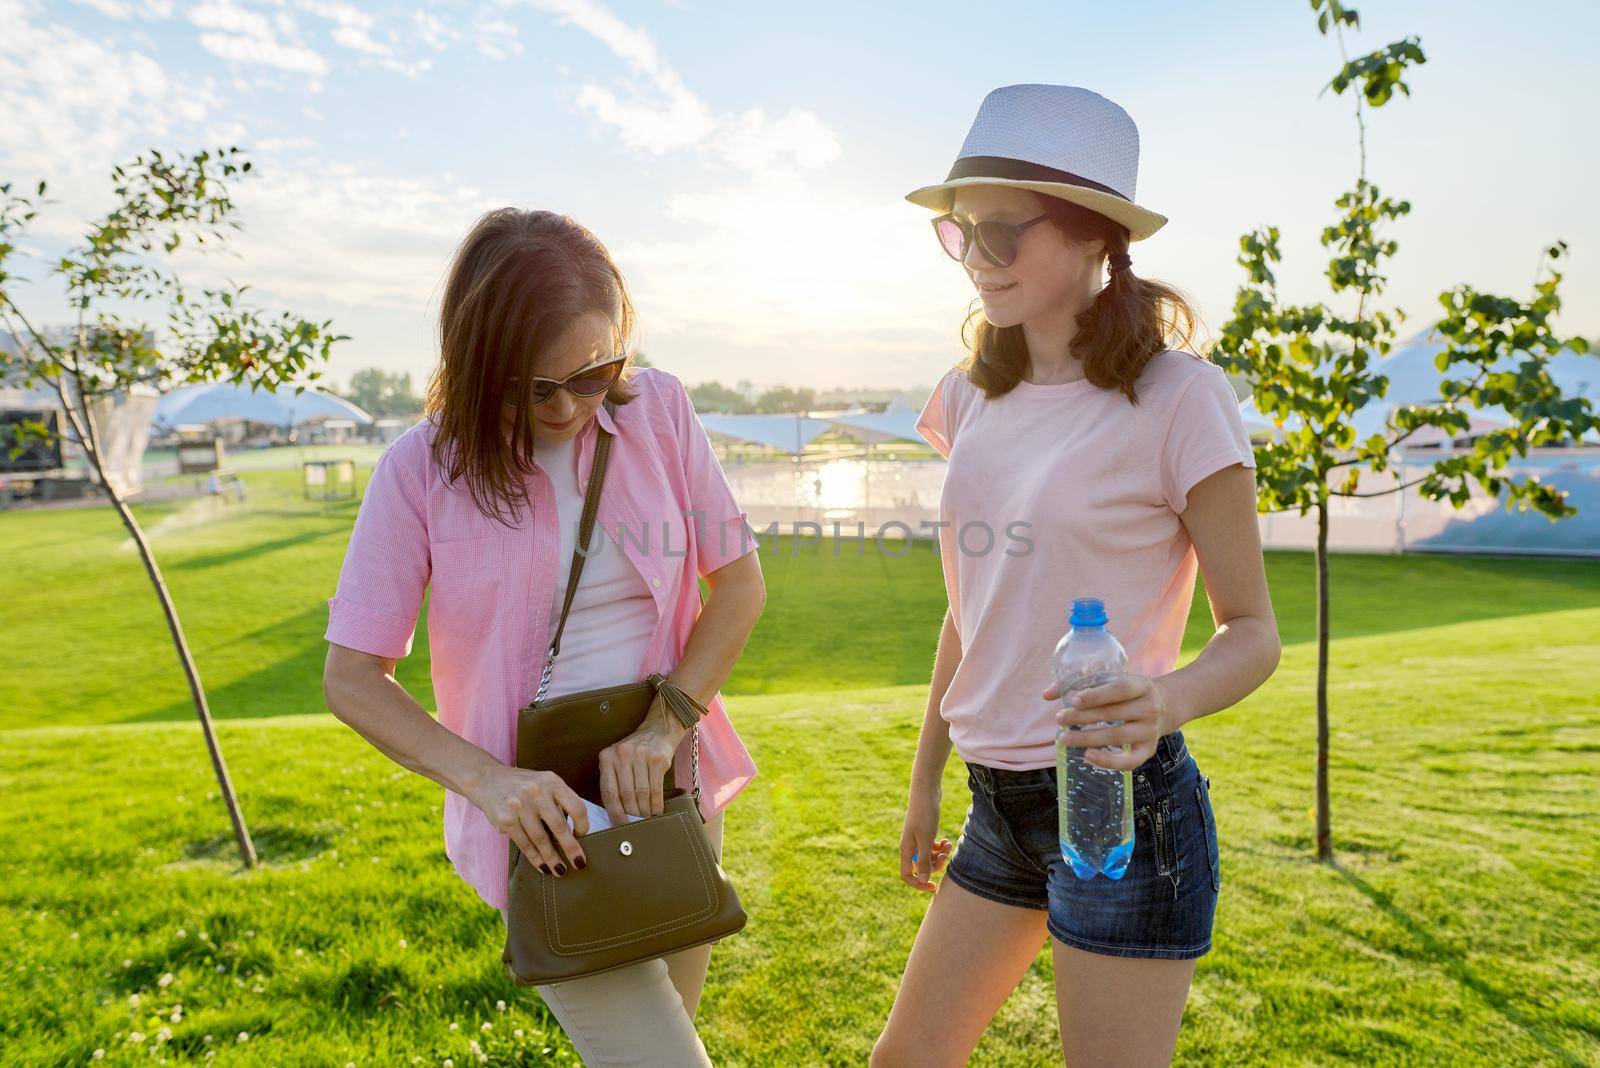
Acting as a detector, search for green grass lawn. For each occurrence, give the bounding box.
[2,468,1597,1065]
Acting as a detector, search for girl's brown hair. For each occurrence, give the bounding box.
[425,208,638,525]
[960,194,1200,404]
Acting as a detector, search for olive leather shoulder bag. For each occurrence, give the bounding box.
[501,403,747,985]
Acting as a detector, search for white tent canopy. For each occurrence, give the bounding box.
[821,396,924,445]
[698,413,835,455]
[152,383,373,432]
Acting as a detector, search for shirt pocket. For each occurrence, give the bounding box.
[427,535,505,639]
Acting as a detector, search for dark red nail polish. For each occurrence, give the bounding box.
[554,863,566,877]
[538,863,551,876]
[575,856,586,869]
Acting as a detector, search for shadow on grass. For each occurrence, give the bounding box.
[170,523,349,572]
[1188,551,1600,653]
[182,823,335,865]
[1332,861,1588,1067]
[318,958,416,1015]
[135,603,436,723]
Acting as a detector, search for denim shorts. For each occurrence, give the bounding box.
[944,730,1220,960]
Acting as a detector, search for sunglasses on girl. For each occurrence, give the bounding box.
[931,212,1049,269]
[505,353,627,408]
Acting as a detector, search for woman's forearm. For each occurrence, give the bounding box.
[1156,613,1281,729]
[665,552,765,710]
[910,607,961,794]
[323,650,501,802]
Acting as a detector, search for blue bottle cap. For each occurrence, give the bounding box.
[1069,597,1108,627]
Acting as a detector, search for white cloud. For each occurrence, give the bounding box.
[191,1,328,75]
[301,0,390,59]
[169,158,506,310]
[197,30,328,75]
[506,0,902,362]
[386,55,432,76]
[414,10,456,52]
[206,120,249,144]
[718,107,841,171]
[574,73,715,154]
[517,0,838,173]
[191,0,433,78]
[190,0,274,39]
[531,0,663,74]
[69,0,174,19]
[0,0,219,243]
[0,0,497,347]
[330,23,382,54]
[321,13,432,77]
[296,0,368,31]
[472,14,523,60]
[4,0,952,385]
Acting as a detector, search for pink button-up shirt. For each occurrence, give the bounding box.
[324,367,759,911]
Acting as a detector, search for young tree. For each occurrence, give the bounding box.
[339,367,422,417]
[1211,1,1594,861]
[688,380,755,414]
[0,148,346,868]
[755,385,817,414]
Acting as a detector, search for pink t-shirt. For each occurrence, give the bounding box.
[915,349,1256,771]
[325,367,759,911]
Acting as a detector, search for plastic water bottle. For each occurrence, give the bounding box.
[1052,597,1135,880]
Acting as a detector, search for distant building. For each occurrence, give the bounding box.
[1,333,158,496]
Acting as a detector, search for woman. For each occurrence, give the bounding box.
[321,208,764,1066]
[873,85,1281,1067]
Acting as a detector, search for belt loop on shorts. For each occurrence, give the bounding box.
[1157,730,1188,774]
[968,762,996,794]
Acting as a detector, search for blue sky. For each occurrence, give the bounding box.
[2,0,1595,393]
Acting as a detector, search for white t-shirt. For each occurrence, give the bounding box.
[532,432,657,699]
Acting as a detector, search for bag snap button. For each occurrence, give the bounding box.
[619,841,633,856]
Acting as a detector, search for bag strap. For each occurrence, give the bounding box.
[548,404,614,662]
[530,400,706,807]
[533,402,615,702]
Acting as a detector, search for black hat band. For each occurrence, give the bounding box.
[945,155,1130,202]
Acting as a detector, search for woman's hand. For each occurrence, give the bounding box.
[598,693,689,822]
[1043,674,1180,772]
[466,764,588,877]
[898,783,954,893]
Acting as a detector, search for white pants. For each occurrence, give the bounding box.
[530,809,726,1067]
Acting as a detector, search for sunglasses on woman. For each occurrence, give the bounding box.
[505,353,627,408]
[931,212,1049,268]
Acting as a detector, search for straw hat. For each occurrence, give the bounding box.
[905,84,1167,241]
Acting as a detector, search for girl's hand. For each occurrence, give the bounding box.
[898,784,954,893]
[467,764,588,877]
[1043,674,1178,772]
[598,693,688,822]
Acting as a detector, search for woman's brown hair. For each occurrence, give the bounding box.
[959,194,1200,404]
[425,208,639,525]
